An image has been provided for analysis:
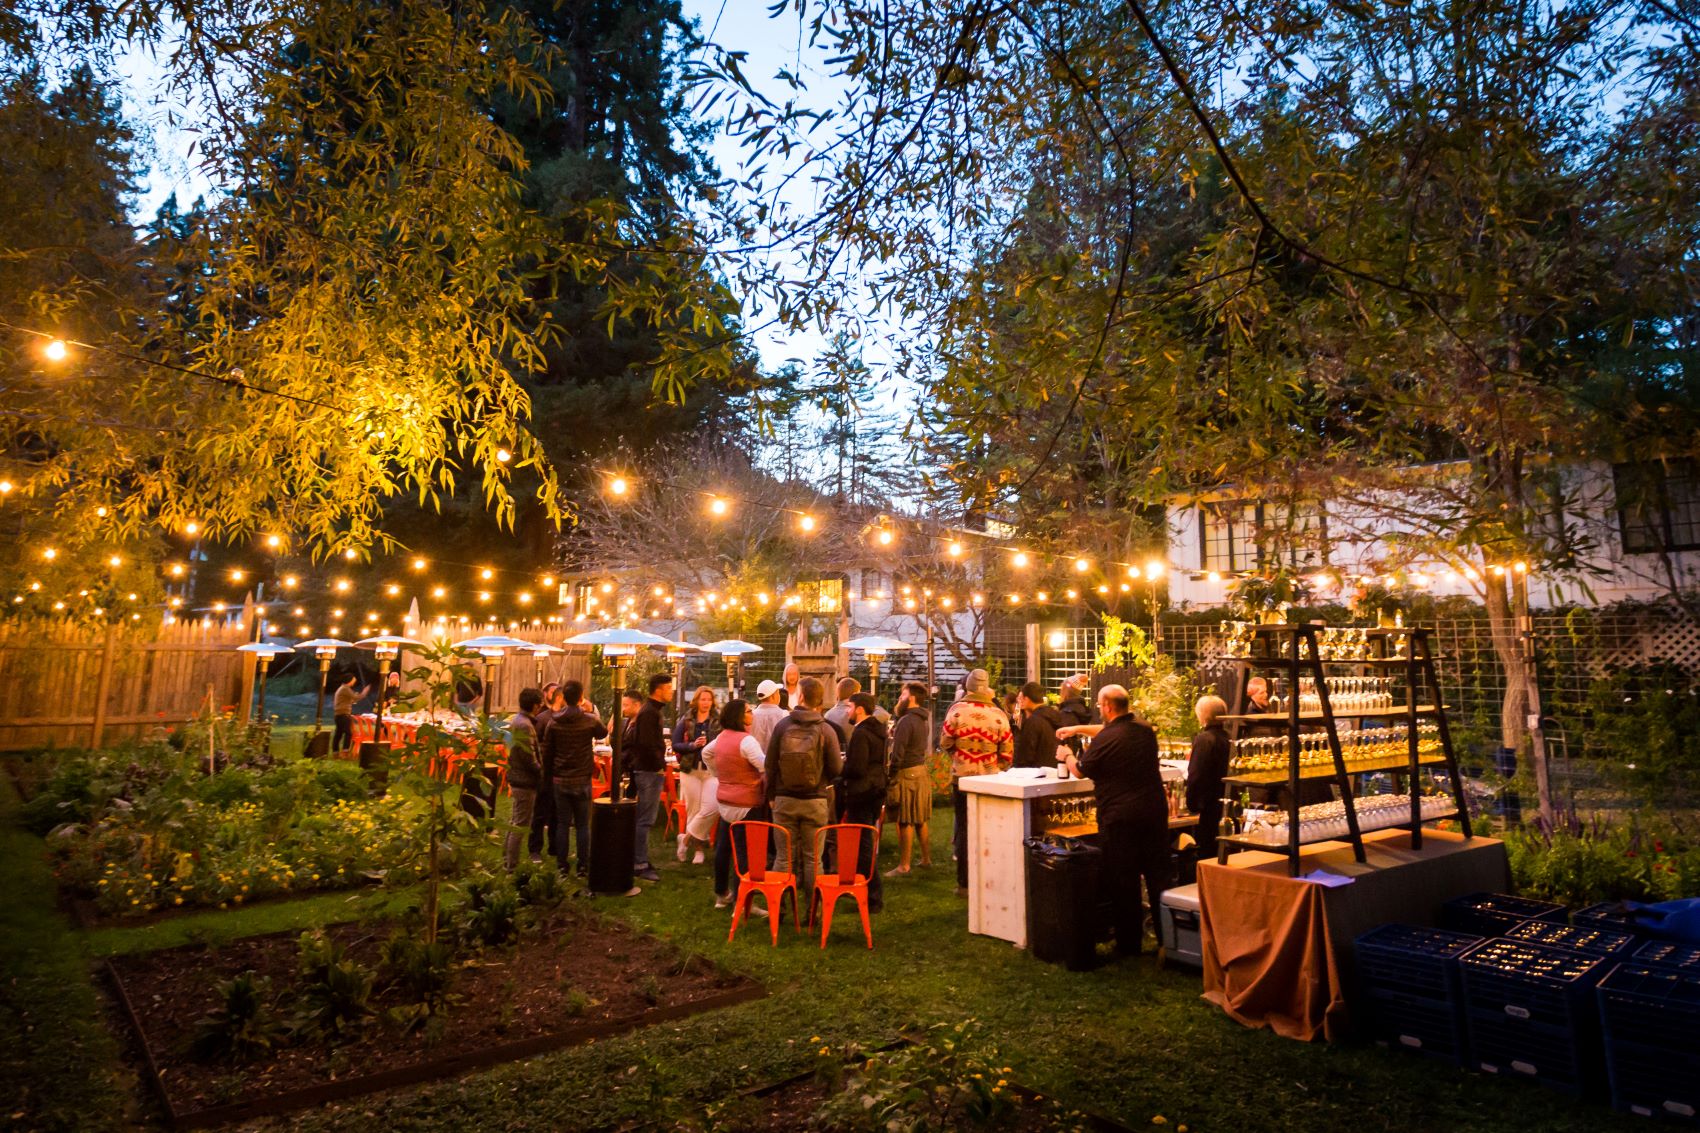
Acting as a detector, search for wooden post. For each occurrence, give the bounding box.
[90,623,118,748]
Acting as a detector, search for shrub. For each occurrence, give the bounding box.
[292,930,374,1038]
[459,870,523,947]
[1506,810,1699,905]
[380,928,457,1013]
[192,971,284,1062]
[809,1021,1090,1132]
[1585,662,1700,792]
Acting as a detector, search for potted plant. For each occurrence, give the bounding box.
[1352,580,1404,627]
[1230,570,1314,624]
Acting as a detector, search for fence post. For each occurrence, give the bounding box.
[90,623,117,748]
[1025,622,1041,688]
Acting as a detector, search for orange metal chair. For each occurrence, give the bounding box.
[811,824,878,949]
[728,821,799,946]
[591,754,611,800]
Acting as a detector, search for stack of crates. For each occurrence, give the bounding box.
[1634,940,1700,972]
[1502,919,1637,961]
[1597,961,1700,1121]
[1355,924,1482,1064]
[1572,902,1646,936]
[1458,937,1609,1095]
[1441,892,1567,936]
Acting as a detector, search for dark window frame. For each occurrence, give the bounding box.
[1616,460,1700,554]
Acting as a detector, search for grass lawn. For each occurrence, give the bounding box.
[0,776,1649,1133]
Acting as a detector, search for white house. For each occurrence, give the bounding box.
[1165,459,1700,610]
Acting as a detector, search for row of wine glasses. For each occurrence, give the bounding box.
[1218,623,1417,661]
[1228,723,1443,773]
[1044,796,1098,829]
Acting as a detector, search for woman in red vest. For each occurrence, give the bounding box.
[707,699,768,908]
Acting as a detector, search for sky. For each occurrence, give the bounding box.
[116,0,853,378]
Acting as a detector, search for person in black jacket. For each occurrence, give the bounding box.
[1066,684,1167,957]
[1013,682,1065,769]
[544,680,607,877]
[627,672,673,882]
[1057,674,1094,755]
[1186,695,1232,860]
[839,693,887,912]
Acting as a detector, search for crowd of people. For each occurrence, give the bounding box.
[486,661,1236,955]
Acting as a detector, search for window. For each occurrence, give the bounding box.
[1199,501,1326,570]
[795,576,845,614]
[1616,461,1700,553]
[860,569,884,599]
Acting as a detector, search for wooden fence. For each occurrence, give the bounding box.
[0,618,255,751]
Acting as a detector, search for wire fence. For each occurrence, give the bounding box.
[1034,606,1700,770]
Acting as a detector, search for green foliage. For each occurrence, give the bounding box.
[1230,573,1315,619]
[1092,616,1155,672]
[292,930,375,1038]
[1505,813,1699,906]
[39,743,436,915]
[192,971,284,1062]
[1585,663,1700,791]
[1130,656,1205,741]
[379,927,457,1015]
[809,1021,1089,1132]
[513,859,565,907]
[458,869,523,948]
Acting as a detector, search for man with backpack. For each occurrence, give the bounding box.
[838,692,888,914]
[764,676,843,918]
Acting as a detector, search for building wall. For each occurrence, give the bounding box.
[1166,460,1700,610]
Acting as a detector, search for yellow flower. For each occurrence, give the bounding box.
[997,1080,1007,1087]
[819,1047,829,1055]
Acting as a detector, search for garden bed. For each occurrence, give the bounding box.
[107,905,764,1128]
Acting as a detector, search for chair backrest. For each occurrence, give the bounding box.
[816,823,877,884]
[732,820,791,883]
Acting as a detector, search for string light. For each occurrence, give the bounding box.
[1144,561,1164,580]
[1012,551,1029,568]
[709,497,730,517]
[877,528,895,546]
[412,557,427,571]
[0,479,12,494]
[343,549,358,561]
[229,569,245,582]
[1074,558,1090,573]
[947,540,964,557]
[385,584,401,596]
[282,575,299,588]
[96,506,108,518]
[432,586,446,598]
[107,555,122,568]
[1126,565,1142,579]
[264,534,282,549]
[480,568,494,581]
[43,338,68,362]
[183,521,199,536]
[42,547,57,561]
[798,513,817,533]
[496,448,511,463]
[334,579,351,592]
[332,607,344,617]
[608,475,629,497]
[1206,571,1221,583]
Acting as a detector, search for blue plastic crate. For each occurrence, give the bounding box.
[1603,1037,1700,1123]
[1356,923,1483,1001]
[1441,892,1567,937]
[1598,962,1700,1052]
[1467,1012,1594,1095]
[1503,918,1636,959]
[1459,938,1606,1096]
[1635,940,1700,972]
[1572,902,1649,936]
[1365,987,1469,1066]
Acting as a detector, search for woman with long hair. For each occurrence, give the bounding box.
[672,685,719,863]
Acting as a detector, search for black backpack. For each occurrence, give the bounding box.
[777,721,827,792]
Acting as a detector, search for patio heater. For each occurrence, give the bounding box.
[564,627,677,896]
[662,637,701,711]
[527,642,564,687]
[841,635,913,698]
[451,634,535,724]
[294,637,352,756]
[353,634,423,759]
[235,642,292,739]
[698,639,762,696]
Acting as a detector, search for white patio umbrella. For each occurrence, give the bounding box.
[841,635,913,697]
[294,637,354,736]
[354,634,424,744]
[236,641,293,725]
[698,639,762,694]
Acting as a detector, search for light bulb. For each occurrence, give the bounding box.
[107,555,121,568]
[385,584,400,596]
[609,476,629,496]
[798,513,817,533]
[42,547,56,561]
[1074,558,1089,573]
[709,497,729,516]
[335,579,351,592]
[496,448,511,463]
[1145,561,1165,580]
[343,548,358,561]
[282,574,298,588]
[264,534,282,549]
[877,528,894,546]
[184,521,199,536]
[43,338,68,362]
[947,540,963,557]
[1012,551,1029,568]
[412,557,427,571]
[432,586,446,598]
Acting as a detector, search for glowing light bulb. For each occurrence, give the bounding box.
[42,547,57,561]
[343,548,358,561]
[798,513,817,533]
[1074,558,1090,573]
[229,569,245,582]
[0,479,12,494]
[947,540,963,557]
[877,528,894,546]
[518,592,532,604]
[332,607,344,617]
[1514,561,1528,574]
[385,584,401,597]
[43,338,68,362]
[292,606,304,616]
[1126,565,1142,579]
[432,586,446,598]
[107,555,121,568]
[1206,571,1221,583]
[334,579,351,592]
[601,583,613,594]
[609,476,629,496]
[96,506,108,518]
[264,534,282,549]
[709,497,729,516]
[411,557,427,571]
[183,521,199,536]
[1145,561,1165,580]
[1048,630,1067,648]
[1036,591,1049,602]
[478,591,491,602]
[941,597,954,608]
[480,568,494,581]
[496,448,511,463]
[1012,551,1029,568]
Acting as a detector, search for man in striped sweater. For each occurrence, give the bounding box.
[940,668,1014,895]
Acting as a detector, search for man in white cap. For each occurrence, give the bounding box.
[750,678,789,751]
[939,667,1013,895]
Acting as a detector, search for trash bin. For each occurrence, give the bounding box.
[1025,836,1104,971]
